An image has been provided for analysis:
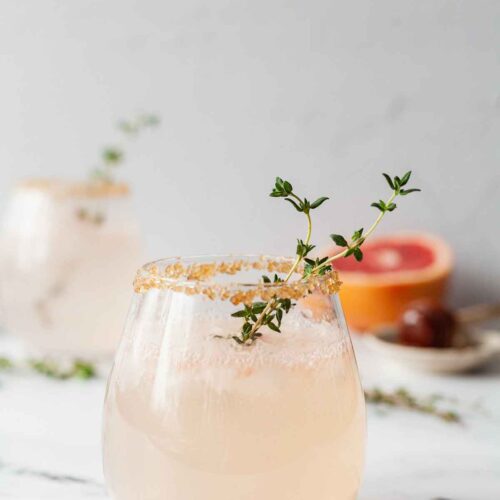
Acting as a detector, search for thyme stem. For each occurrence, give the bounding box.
[247,195,313,338]
[285,196,312,281]
[318,190,397,270]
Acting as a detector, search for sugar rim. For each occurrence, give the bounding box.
[17,178,130,198]
[133,255,342,304]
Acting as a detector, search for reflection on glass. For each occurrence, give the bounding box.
[103,255,365,500]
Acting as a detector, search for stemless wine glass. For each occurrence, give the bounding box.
[103,255,365,500]
[0,179,142,358]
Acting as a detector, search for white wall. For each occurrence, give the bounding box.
[0,0,499,305]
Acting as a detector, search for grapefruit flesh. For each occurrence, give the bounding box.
[332,240,435,274]
[328,233,453,332]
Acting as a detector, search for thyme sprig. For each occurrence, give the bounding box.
[0,355,96,380]
[313,171,420,275]
[78,113,160,225]
[0,357,13,370]
[91,113,160,184]
[231,178,327,344]
[30,359,96,380]
[118,114,160,136]
[232,172,420,344]
[365,387,461,423]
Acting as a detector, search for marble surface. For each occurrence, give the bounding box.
[0,334,499,500]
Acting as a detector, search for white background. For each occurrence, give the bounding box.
[0,0,499,305]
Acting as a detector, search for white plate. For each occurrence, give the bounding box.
[364,327,500,374]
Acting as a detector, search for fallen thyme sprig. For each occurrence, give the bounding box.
[0,357,13,370]
[365,387,461,423]
[231,172,420,344]
[0,355,96,380]
[30,359,96,380]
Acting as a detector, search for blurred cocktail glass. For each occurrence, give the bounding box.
[0,179,141,358]
[103,255,365,500]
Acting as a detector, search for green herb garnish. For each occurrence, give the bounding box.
[78,113,160,225]
[232,172,420,344]
[0,356,96,380]
[365,387,461,423]
[29,359,96,380]
[0,356,13,370]
[117,114,160,135]
[90,113,160,184]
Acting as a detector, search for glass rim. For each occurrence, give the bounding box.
[133,254,342,303]
[16,178,131,198]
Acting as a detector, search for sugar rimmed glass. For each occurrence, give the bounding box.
[0,179,142,358]
[103,255,365,500]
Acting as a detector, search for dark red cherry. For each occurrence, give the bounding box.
[398,300,456,348]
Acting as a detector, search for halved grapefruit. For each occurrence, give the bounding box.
[327,233,453,332]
